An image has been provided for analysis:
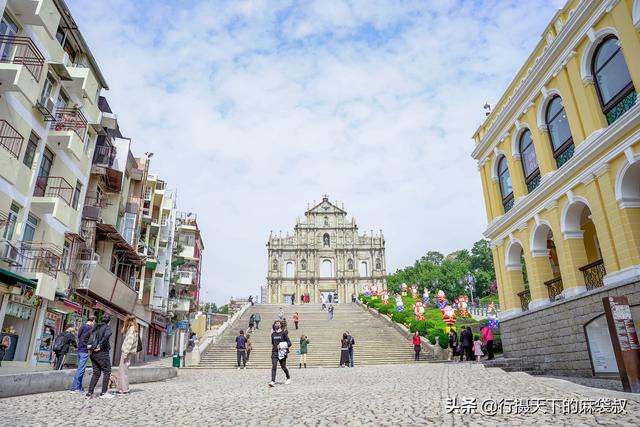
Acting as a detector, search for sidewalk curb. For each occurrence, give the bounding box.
[0,366,177,398]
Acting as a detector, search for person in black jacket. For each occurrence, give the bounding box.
[86,315,114,399]
[268,320,291,387]
[53,326,77,370]
[459,327,474,362]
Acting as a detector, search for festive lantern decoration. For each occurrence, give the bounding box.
[414,301,425,321]
[458,295,469,318]
[381,290,389,304]
[396,294,404,312]
[401,283,408,297]
[436,290,446,309]
[371,285,379,300]
[423,288,430,305]
[442,304,457,325]
[363,286,371,298]
[411,284,418,299]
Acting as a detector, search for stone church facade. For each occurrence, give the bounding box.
[266,196,387,304]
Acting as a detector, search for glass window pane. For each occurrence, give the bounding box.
[548,107,571,151]
[500,172,512,198]
[546,97,563,120]
[594,39,618,71]
[596,50,633,105]
[522,144,538,177]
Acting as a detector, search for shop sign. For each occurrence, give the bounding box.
[11,284,40,307]
[602,297,640,393]
[176,320,189,330]
[5,301,34,320]
[152,313,168,328]
[44,311,60,327]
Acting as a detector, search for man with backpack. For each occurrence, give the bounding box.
[53,326,77,370]
[70,316,95,393]
[85,315,114,399]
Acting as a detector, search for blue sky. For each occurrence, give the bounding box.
[68,0,565,305]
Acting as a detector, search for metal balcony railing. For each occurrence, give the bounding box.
[579,259,606,291]
[0,35,45,80]
[517,289,531,312]
[33,176,74,205]
[52,108,87,140]
[92,144,116,166]
[544,276,564,302]
[15,241,63,277]
[0,120,24,159]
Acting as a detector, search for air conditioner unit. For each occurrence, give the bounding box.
[82,205,101,220]
[0,240,22,266]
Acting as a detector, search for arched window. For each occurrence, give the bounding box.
[592,36,636,125]
[359,261,369,277]
[285,261,294,278]
[497,156,514,212]
[301,259,306,271]
[323,233,330,247]
[320,259,333,278]
[323,216,329,226]
[518,130,540,192]
[546,96,574,168]
[347,258,354,270]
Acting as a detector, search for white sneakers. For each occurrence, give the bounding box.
[268,381,275,387]
[99,393,115,399]
[268,379,291,386]
[284,379,291,385]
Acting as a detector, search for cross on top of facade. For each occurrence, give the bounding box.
[322,194,329,200]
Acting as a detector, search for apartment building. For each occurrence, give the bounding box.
[0,0,107,368]
[471,0,640,376]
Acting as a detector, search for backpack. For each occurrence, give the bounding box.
[52,334,66,352]
[86,325,101,352]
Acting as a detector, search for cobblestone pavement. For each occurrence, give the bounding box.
[2,363,639,426]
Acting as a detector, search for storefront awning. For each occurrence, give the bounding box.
[0,267,37,288]
[95,301,126,321]
[95,223,142,265]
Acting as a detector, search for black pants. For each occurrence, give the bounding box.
[271,354,290,382]
[255,321,260,329]
[54,352,66,370]
[237,349,247,367]
[460,346,473,361]
[486,340,494,360]
[88,351,111,395]
[414,345,421,361]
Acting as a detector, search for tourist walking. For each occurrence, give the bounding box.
[70,316,95,393]
[346,331,355,367]
[328,304,334,320]
[278,307,285,321]
[236,330,248,369]
[53,325,77,370]
[86,315,114,399]
[0,336,10,367]
[447,329,458,362]
[246,334,253,364]
[481,323,494,360]
[118,315,139,394]
[412,331,422,361]
[249,295,254,306]
[269,320,291,387]
[351,294,356,303]
[254,312,261,330]
[473,335,484,362]
[293,312,299,330]
[459,327,473,362]
[299,335,309,368]
[339,333,350,367]
[248,314,256,333]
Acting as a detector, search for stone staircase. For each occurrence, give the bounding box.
[198,304,430,368]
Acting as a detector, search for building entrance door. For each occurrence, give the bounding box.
[283,294,294,305]
[320,291,338,304]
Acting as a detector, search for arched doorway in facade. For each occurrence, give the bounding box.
[562,200,605,291]
[505,241,529,312]
[530,222,562,305]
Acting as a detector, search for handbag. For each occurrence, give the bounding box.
[136,335,143,352]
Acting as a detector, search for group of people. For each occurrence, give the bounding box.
[447,323,494,362]
[339,331,355,367]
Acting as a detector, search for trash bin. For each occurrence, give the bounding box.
[172,353,181,368]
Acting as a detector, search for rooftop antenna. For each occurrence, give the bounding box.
[483,102,492,117]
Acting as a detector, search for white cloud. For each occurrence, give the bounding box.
[67,0,562,304]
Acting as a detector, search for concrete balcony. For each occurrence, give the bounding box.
[7,0,60,39]
[61,66,100,123]
[100,111,117,130]
[31,176,75,227]
[76,262,137,313]
[0,35,45,105]
[0,121,32,196]
[48,108,87,161]
[169,297,191,313]
[174,270,195,286]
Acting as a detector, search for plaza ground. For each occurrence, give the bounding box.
[1,363,638,426]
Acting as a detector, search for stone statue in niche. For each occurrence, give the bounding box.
[324,216,329,226]
[347,259,354,270]
[323,233,330,247]
[376,259,381,270]
[272,259,278,270]
[301,259,307,271]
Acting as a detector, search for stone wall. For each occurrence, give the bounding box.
[500,281,640,377]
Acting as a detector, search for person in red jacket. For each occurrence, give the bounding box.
[293,313,299,330]
[412,331,422,361]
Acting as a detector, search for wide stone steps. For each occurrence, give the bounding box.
[198,304,431,369]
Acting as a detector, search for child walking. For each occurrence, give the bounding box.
[473,334,484,361]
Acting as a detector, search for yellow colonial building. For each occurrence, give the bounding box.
[472,0,640,376]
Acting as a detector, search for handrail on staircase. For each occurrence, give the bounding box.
[191,302,252,365]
